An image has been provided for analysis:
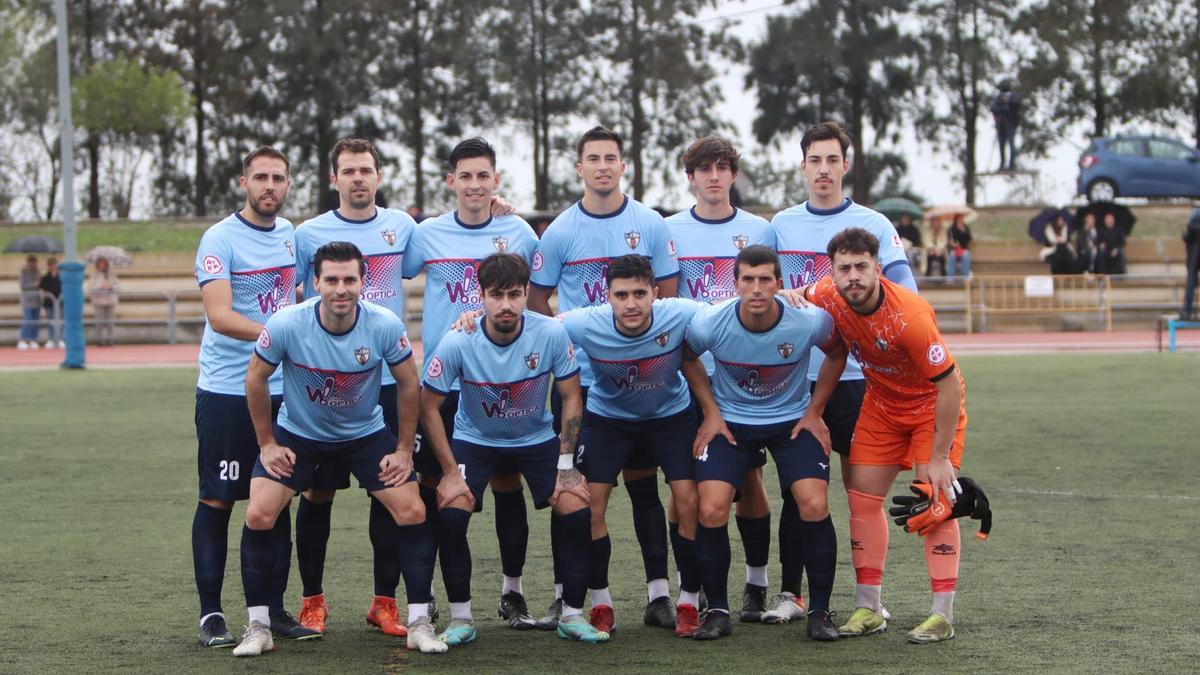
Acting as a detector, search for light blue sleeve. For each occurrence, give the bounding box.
[513,220,539,263]
[294,227,315,298]
[558,308,590,349]
[648,214,680,280]
[380,314,413,366]
[885,263,918,292]
[810,307,834,350]
[530,225,564,288]
[254,310,290,366]
[422,333,463,394]
[195,229,233,288]
[685,309,713,355]
[872,215,917,291]
[401,227,426,279]
[549,323,580,379]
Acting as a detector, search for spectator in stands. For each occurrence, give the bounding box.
[1095,213,1127,275]
[17,255,40,350]
[895,213,925,272]
[1075,212,1098,273]
[923,216,949,276]
[948,214,973,278]
[990,79,1021,171]
[39,257,64,349]
[88,256,119,346]
[1040,214,1076,274]
[1182,207,1200,320]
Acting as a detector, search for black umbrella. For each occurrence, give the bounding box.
[1027,208,1075,245]
[1074,202,1135,235]
[3,235,64,253]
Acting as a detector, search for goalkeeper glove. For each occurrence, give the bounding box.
[888,476,993,539]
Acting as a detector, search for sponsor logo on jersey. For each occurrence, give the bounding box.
[446,265,478,304]
[875,337,889,351]
[354,346,371,365]
[257,274,287,315]
[668,239,676,255]
[566,343,575,360]
[583,263,610,304]
[524,352,541,370]
[202,255,223,275]
[927,342,947,366]
[624,230,641,249]
[655,331,670,347]
[398,335,409,351]
[493,236,508,252]
[428,356,444,379]
[257,327,271,349]
[892,233,904,250]
[284,241,294,258]
[732,234,748,250]
[307,376,336,403]
[381,229,397,246]
[777,342,794,358]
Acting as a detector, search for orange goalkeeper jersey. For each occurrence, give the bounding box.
[806,276,959,418]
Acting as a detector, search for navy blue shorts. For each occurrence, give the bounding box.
[811,379,865,457]
[690,390,767,473]
[694,419,830,493]
[451,437,559,509]
[310,383,418,490]
[196,389,282,502]
[413,389,459,478]
[579,406,696,484]
[253,426,413,494]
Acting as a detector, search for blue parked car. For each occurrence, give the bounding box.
[1077,135,1200,202]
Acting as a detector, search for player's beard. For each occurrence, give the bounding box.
[490,311,520,334]
[346,191,374,210]
[249,191,283,218]
[838,280,876,311]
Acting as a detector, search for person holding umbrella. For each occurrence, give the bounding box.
[88,256,120,346]
[17,255,40,350]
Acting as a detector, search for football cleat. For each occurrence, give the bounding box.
[907,613,955,643]
[674,604,700,638]
[270,609,322,640]
[806,610,840,641]
[738,583,767,622]
[437,618,477,646]
[535,598,562,631]
[406,616,448,653]
[692,610,733,641]
[198,614,235,648]
[498,592,537,630]
[297,594,328,634]
[589,604,617,634]
[643,596,676,629]
[556,614,610,643]
[232,620,275,657]
[761,591,806,624]
[837,607,887,637]
[428,597,440,624]
[366,596,408,637]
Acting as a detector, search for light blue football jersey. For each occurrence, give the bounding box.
[423,312,578,447]
[295,207,416,385]
[401,211,538,384]
[685,298,833,425]
[255,298,412,443]
[771,198,910,381]
[196,212,297,396]
[530,196,679,386]
[665,206,775,374]
[559,298,701,421]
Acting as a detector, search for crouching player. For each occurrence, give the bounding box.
[801,227,968,643]
[419,253,607,644]
[234,242,464,656]
[685,245,842,641]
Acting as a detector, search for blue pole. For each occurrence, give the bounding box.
[55,0,85,369]
[60,262,86,368]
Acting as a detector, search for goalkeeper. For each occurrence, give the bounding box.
[799,228,970,644]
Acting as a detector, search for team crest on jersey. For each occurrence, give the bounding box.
[732,234,749,250]
[398,335,409,351]
[777,342,795,358]
[524,352,541,370]
[381,229,397,246]
[875,337,889,351]
[655,331,670,347]
[492,236,509,253]
[354,346,371,365]
[283,241,294,257]
[624,230,641,249]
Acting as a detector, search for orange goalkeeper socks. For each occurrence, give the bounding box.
[925,518,960,621]
[847,489,888,609]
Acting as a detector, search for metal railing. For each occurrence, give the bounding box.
[964,274,1112,333]
[0,289,205,344]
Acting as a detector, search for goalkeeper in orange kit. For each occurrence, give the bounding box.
[800,227,973,643]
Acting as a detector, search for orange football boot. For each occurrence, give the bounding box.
[366,596,408,637]
[298,594,328,634]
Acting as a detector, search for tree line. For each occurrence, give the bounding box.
[1,0,1197,222]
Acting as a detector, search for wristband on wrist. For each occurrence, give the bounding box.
[557,454,574,470]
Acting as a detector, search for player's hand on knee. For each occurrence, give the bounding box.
[378,449,414,486]
[436,473,474,510]
[551,467,589,506]
[451,309,484,333]
[260,443,295,479]
[693,417,734,457]
[790,411,831,455]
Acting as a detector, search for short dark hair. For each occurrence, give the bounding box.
[826,227,879,260]
[330,138,381,175]
[682,136,740,176]
[800,121,852,159]
[313,241,366,278]
[605,254,655,288]
[476,253,530,292]
[448,137,497,172]
[734,245,781,279]
[242,146,290,175]
[576,126,624,161]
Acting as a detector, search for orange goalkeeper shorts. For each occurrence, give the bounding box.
[849,400,966,469]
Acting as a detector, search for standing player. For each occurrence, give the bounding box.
[234,241,462,656]
[665,136,778,623]
[765,121,917,624]
[684,245,842,642]
[419,254,608,644]
[527,126,680,630]
[191,146,315,647]
[401,137,541,629]
[801,228,968,644]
